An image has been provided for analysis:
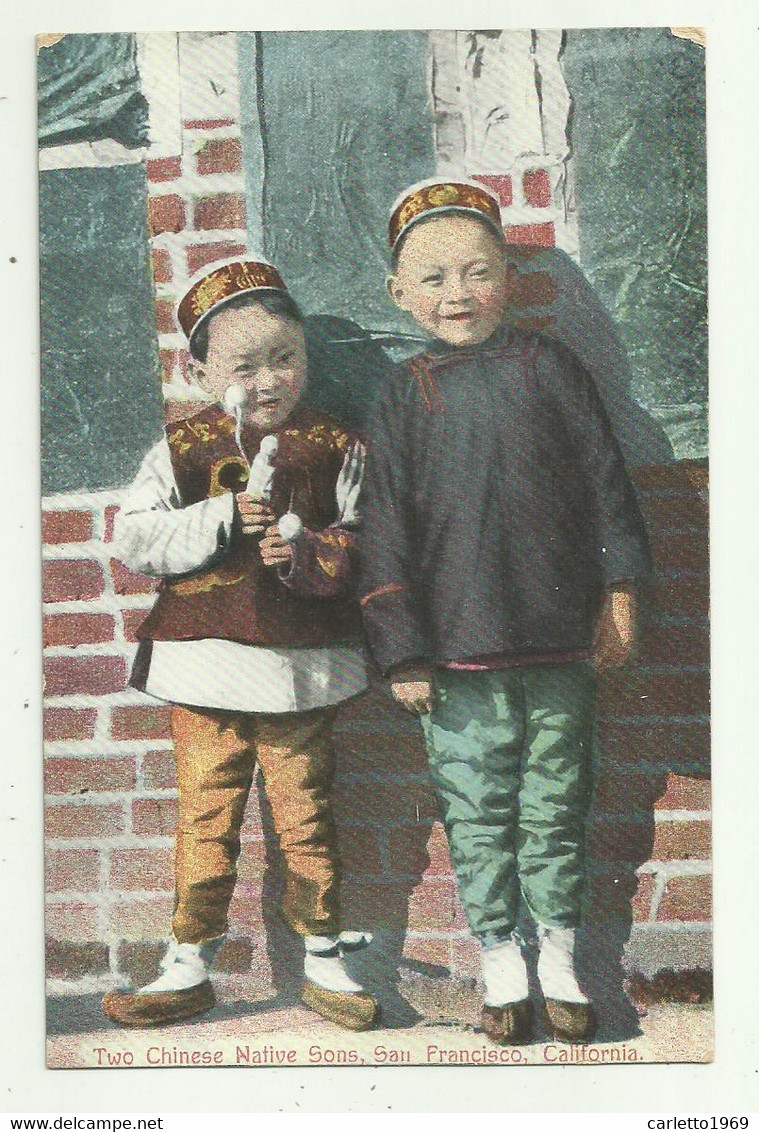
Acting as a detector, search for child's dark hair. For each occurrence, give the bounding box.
[390,209,507,272]
[190,290,303,362]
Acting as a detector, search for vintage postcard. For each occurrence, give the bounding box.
[39,27,712,1072]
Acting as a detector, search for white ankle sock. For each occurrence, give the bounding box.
[304,936,365,994]
[481,935,529,1006]
[137,936,223,995]
[536,925,588,1004]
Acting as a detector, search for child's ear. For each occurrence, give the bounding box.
[188,358,207,388]
[387,273,408,312]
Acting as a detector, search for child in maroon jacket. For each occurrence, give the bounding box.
[103,260,377,1031]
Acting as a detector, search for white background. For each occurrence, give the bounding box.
[1,0,757,1118]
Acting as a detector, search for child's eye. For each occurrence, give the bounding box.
[469,266,490,279]
[421,275,443,287]
[275,351,295,366]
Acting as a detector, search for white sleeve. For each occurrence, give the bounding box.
[114,438,236,577]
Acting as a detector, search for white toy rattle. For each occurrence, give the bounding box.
[224,383,302,538]
[223,382,250,463]
[246,434,279,503]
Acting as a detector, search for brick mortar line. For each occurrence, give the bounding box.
[95,703,114,745]
[45,749,149,762]
[135,748,146,791]
[96,845,110,937]
[596,762,710,775]
[598,715,710,725]
[603,861,710,877]
[151,227,247,249]
[178,124,244,143]
[648,871,669,921]
[44,690,156,707]
[589,811,712,823]
[43,542,121,562]
[147,173,246,198]
[43,491,121,508]
[47,890,171,905]
[46,976,116,996]
[43,643,138,659]
[157,333,189,350]
[642,861,712,877]
[44,596,157,614]
[628,921,711,933]
[46,836,174,849]
[44,741,174,755]
[46,789,177,805]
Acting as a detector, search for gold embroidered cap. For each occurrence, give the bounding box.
[389,179,503,251]
[177,258,288,347]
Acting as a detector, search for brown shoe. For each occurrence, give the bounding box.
[302,980,380,1031]
[481,1000,534,1045]
[544,998,596,1042]
[102,981,215,1028]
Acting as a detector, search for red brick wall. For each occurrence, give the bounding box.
[42,59,709,992]
[43,462,710,990]
[146,115,248,408]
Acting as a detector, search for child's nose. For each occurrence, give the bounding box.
[255,368,280,393]
[443,275,470,302]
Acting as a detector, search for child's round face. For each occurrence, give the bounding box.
[193,304,308,430]
[389,214,510,347]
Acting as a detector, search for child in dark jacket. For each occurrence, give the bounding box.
[359,181,652,1044]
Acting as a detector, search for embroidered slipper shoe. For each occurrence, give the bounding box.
[543,998,596,1043]
[102,935,224,1028]
[301,979,380,1031]
[536,926,595,1041]
[102,980,215,1029]
[480,999,534,1045]
[302,933,380,1030]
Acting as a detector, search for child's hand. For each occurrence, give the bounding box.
[235,493,274,536]
[593,586,638,667]
[260,522,294,568]
[390,665,435,714]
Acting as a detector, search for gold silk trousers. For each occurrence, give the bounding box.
[170,703,341,943]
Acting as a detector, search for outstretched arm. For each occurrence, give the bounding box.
[114,438,237,577]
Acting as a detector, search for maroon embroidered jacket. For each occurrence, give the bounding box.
[135,404,362,649]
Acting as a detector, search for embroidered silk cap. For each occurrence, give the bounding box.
[389,178,503,251]
[177,257,288,347]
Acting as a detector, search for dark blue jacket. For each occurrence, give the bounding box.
[358,326,652,673]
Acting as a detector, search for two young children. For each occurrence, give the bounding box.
[105,179,650,1044]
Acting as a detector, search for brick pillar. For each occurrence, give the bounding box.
[429,29,575,341]
[592,462,711,986]
[144,32,251,414]
[43,494,167,985]
[430,29,575,258]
